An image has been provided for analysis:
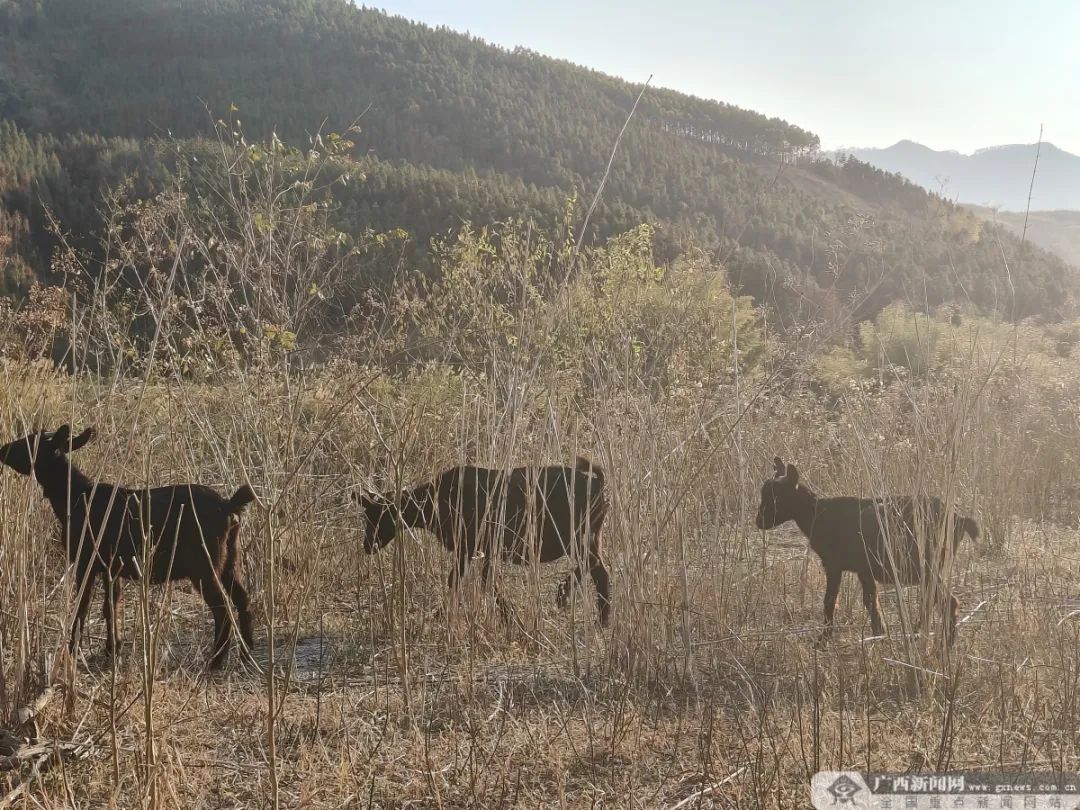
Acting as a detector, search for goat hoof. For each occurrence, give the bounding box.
[208,652,229,672]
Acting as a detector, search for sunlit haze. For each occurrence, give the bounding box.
[376,0,1080,154]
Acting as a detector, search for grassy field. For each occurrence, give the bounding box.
[1,339,1079,808]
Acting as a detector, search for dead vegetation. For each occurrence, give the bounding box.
[0,131,1078,807]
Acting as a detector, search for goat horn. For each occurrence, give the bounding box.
[353,481,382,502]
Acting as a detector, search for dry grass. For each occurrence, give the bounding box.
[1,132,1078,807]
[0,351,1078,809]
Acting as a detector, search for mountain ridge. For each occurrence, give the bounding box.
[0,0,1074,319]
[843,140,1080,212]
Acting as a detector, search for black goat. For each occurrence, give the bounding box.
[357,457,611,625]
[755,457,979,644]
[0,425,255,669]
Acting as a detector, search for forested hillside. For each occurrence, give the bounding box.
[0,0,1074,320]
[966,205,1080,268]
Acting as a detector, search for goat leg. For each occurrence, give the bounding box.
[589,551,611,627]
[938,585,960,647]
[69,566,98,656]
[556,565,584,610]
[816,567,843,647]
[437,551,470,620]
[447,551,469,592]
[200,576,233,670]
[857,570,884,637]
[103,574,124,655]
[479,557,510,623]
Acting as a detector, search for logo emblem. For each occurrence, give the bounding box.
[826,774,862,804]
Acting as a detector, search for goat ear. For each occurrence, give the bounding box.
[785,464,800,486]
[69,427,96,451]
[354,490,382,510]
[772,456,785,478]
[52,424,72,449]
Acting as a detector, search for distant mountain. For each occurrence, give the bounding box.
[845,140,1080,212]
[966,206,1080,268]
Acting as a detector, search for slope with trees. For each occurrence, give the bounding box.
[0,0,1074,322]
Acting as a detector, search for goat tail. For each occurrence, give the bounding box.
[956,514,980,543]
[228,484,257,515]
[225,522,241,575]
[575,456,604,489]
[575,457,608,543]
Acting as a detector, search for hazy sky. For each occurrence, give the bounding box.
[374,0,1080,155]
